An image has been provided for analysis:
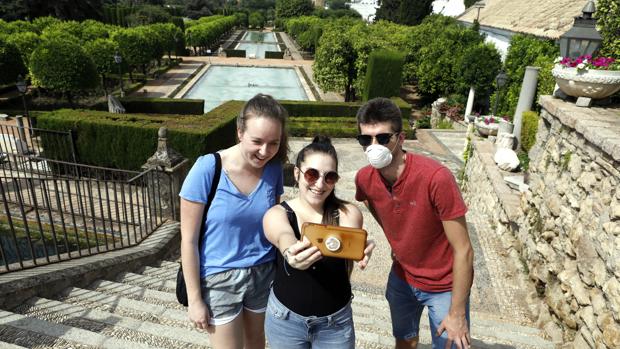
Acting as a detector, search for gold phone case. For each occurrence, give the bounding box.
[301,222,367,261]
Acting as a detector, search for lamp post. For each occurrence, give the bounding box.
[16,75,28,118]
[15,74,30,150]
[113,51,125,97]
[559,0,602,58]
[492,70,508,116]
[473,1,486,22]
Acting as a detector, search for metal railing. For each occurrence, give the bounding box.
[0,122,170,273]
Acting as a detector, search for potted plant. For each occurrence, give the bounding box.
[474,115,507,137]
[552,55,620,99]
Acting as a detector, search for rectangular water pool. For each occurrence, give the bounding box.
[183,65,309,112]
[237,31,280,58]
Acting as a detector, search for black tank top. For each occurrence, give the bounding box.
[272,202,352,317]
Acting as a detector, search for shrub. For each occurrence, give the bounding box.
[362,49,405,101]
[118,97,204,115]
[265,51,284,59]
[225,49,246,57]
[520,111,539,153]
[596,0,620,59]
[35,101,243,170]
[0,36,26,85]
[29,38,99,100]
[280,98,411,118]
[495,35,558,116]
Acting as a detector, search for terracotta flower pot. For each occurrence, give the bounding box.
[552,65,620,99]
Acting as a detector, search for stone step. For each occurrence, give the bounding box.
[0,340,28,349]
[139,266,178,281]
[89,280,182,309]
[58,287,189,327]
[153,260,180,271]
[114,272,176,292]
[0,309,162,349]
[351,290,554,349]
[15,297,211,349]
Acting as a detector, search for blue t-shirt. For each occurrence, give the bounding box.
[179,153,283,277]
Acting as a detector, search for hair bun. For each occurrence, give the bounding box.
[312,135,332,145]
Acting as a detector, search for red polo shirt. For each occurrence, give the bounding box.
[355,152,467,292]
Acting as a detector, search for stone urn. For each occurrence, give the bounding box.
[474,118,499,137]
[552,64,620,99]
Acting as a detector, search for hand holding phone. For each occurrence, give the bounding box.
[301,222,368,261]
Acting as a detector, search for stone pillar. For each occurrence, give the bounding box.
[431,97,447,129]
[464,86,475,123]
[513,66,539,148]
[142,127,189,221]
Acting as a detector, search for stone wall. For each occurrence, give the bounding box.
[463,96,620,348]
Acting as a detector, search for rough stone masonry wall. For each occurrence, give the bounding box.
[463,96,620,348]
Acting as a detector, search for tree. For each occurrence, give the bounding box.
[464,0,478,8]
[185,0,226,19]
[457,42,502,99]
[6,31,40,68]
[275,0,313,19]
[22,0,104,21]
[84,38,118,95]
[375,0,400,23]
[313,19,359,101]
[29,37,99,106]
[326,0,348,10]
[596,0,620,59]
[0,36,27,85]
[376,0,432,26]
[126,5,172,26]
[399,0,432,26]
[248,11,265,29]
[0,0,28,22]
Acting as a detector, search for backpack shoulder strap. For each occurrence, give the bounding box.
[198,153,222,244]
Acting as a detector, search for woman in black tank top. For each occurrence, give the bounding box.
[262,136,375,349]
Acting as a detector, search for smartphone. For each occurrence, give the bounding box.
[301,222,367,261]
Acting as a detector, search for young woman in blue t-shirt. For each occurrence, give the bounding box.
[179,94,289,349]
[262,136,375,349]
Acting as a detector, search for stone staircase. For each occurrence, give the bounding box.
[423,129,469,164]
[0,259,554,349]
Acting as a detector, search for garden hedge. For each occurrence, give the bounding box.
[289,116,414,139]
[520,111,539,153]
[362,49,405,101]
[280,98,411,118]
[117,97,204,115]
[225,49,246,58]
[35,100,243,170]
[264,51,284,59]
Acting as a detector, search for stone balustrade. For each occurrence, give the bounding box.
[463,96,620,348]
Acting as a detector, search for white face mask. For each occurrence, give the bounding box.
[365,144,393,169]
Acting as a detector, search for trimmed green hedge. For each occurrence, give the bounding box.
[521,111,539,153]
[265,51,284,59]
[35,101,243,170]
[362,49,405,101]
[289,116,414,139]
[280,98,411,118]
[225,49,246,58]
[118,97,204,115]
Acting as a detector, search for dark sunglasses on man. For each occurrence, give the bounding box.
[299,167,340,185]
[356,133,398,147]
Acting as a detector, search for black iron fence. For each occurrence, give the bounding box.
[0,122,170,273]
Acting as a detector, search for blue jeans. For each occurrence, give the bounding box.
[386,269,470,349]
[264,290,355,349]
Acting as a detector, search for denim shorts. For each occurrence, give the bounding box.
[201,262,275,326]
[265,290,355,349]
[385,269,470,349]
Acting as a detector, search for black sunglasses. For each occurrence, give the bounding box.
[356,133,397,147]
[299,167,340,185]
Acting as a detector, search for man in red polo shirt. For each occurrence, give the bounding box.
[354,98,474,349]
